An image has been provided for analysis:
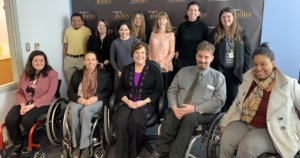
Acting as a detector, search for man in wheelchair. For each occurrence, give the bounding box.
[219,43,300,158]
[151,41,226,158]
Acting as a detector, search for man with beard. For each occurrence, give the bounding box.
[151,41,226,158]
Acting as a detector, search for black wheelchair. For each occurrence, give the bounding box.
[0,79,67,158]
[103,92,168,154]
[60,100,110,158]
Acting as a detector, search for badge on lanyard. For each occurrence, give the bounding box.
[228,49,234,58]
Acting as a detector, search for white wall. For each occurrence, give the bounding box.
[261,0,300,79]
[0,0,71,140]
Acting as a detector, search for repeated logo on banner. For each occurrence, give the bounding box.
[72,0,264,48]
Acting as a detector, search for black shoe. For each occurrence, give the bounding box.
[10,144,23,156]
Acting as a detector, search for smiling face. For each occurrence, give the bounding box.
[97,21,107,35]
[32,55,45,72]
[220,11,234,29]
[71,16,84,29]
[196,50,214,70]
[118,24,130,39]
[84,53,98,71]
[134,14,143,27]
[187,4,200,21]
[252,54,275,80]
[158,16,167,30]
[133,47,147,66]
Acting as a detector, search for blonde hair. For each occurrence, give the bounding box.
[214,7,243,44]
[152,11,173,33]
[130,11,147,42]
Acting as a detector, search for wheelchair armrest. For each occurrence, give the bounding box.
[158,91,168,120]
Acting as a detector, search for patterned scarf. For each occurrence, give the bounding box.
[242,70,275,123]
[82,68,97,99]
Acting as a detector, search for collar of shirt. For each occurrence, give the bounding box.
[196,67,210,77]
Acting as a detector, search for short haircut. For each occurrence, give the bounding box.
[71,13,83,21]
[252,42,275,61]
[130,41,149,58]
[196,41,215,55]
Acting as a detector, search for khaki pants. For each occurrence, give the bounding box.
[63,56,84,82]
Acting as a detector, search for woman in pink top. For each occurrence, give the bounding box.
[149,11,175,90]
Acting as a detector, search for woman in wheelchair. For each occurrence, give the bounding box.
[67,52,112,158]
[5,50,58,157]
[114,41,163,158]
[219,43,300,158]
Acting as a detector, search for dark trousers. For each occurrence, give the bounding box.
[156,110,214,158]
[114,103,155,158]
[5,105,49,145]
[162,72,171,91]
[222,68,240,112]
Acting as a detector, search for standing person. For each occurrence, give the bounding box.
[151,41,226,158]
[175,1,209,70]
[219,43,300,158]
[63,13,91,82]
[5,50,58,157]
[208,7,251,112]
[149,11,175,90]
[130,11,147,42]
[87,19,116,80]
[114,42,163,158]
[67,52,112,158]
[110,21,139,88]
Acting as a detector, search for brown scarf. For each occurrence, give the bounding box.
[242,70,275,123]
[82,68,97,99]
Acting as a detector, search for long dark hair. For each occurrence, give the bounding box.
[24,50,53,80]
[214,7,243,44]
[94,19,111,39]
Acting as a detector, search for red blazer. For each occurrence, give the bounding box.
[15,70,58,108]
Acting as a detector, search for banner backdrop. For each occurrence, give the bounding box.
[71,0,264,48]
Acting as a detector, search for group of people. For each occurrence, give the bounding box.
[4,1,300,158]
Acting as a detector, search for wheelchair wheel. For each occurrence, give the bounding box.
[206,113,224,158]
[33,149,46,158]
[46,98,68,146]
[103,105,116,145]
[93,148,106,158]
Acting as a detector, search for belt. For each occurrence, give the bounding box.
[66,54,84,58]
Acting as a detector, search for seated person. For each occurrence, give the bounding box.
[5,50,58,156]
[219,43,300,158]
[114,41,163,158]
[67,52,112,158]
[151,41,226,158]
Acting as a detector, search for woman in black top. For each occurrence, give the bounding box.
[175,1,209,70]
[208,7,251,112]
[87,19,116,80]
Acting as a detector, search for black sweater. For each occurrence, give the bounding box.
[175,19,209,62]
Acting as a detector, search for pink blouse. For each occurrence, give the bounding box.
[149,32,175,72]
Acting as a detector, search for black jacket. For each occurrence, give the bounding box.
[208,28,252,83]
[67,65,113,103]
[116,60,163,105]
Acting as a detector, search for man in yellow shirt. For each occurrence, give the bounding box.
[63,13,91,82]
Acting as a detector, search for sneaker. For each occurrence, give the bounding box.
[72,148,81,158]
[80,148,90,158]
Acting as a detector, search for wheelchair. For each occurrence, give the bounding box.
[60,100,110,158]
[103,92,168,153]
[0,79,68,158]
